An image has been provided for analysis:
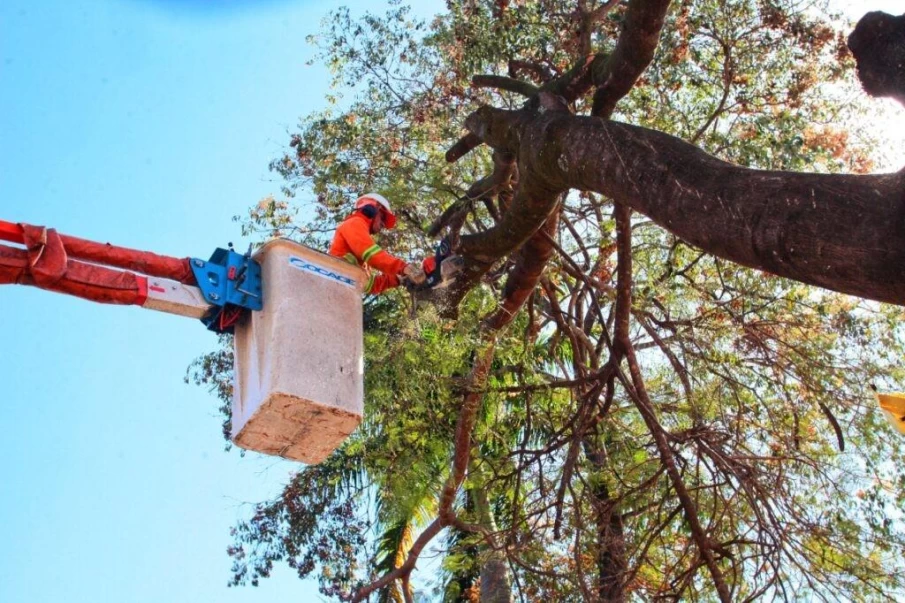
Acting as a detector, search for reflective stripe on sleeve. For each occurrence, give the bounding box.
[363,272,376,294]
[361,244,382,264]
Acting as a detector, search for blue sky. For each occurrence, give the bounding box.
[0,1,440,602]
[2,1,904,602]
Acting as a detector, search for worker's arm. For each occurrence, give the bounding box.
[337,218,407,275]
[366,273,400,295]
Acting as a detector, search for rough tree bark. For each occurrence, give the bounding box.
[354,7,905,603]
[446,10,905,308]
[470,460,514,603]
[460,105,905,305]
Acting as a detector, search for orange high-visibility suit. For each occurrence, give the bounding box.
[329,212,407,294]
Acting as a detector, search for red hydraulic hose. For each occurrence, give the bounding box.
[0,220,24,244]
[0,220,196,285]
[0,241,149,305]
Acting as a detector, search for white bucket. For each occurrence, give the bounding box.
[231,239,364,463]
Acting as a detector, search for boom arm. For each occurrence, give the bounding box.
[0,220,261,332]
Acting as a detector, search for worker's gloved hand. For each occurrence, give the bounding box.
[422,256,437,276]
[402,263,427,286]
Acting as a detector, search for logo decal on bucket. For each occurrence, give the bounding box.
[289,256,357,288]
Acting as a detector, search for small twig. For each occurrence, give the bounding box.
[817,400,845,452]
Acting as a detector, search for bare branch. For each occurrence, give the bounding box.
[351,519,444,603]
[612,204,732,602]
[446,132,483,163]
[473,74,540,97]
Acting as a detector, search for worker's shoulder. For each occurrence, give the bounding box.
[337,213,371,235]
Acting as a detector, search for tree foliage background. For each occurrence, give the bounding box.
[189,1,905,601]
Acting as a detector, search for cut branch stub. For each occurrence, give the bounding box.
[446,132,484,163]
[849,11,905,107]
[463,105,529,152]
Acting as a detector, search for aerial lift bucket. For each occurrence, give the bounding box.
[1,220,365,464]
[232,239,365,463]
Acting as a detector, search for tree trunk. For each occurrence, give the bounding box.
[585,441,626,603]
[479,557,512,603]
[470,463,514,603]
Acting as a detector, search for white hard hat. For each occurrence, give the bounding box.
[355,193,397,228]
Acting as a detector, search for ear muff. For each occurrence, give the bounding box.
[359,204,378,219]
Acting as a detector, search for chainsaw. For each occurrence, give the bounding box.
[406,236,464,292]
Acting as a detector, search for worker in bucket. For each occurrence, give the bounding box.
[329,193,427,294]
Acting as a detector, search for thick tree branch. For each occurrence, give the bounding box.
[592,0,672,117]
[465,151,518,201]
[575,0,623,57]
[483,204,560,331]
[431,183,560,317]
[427,196,471,239]
[544,53,603,103]
[351,518,444,602]
[508,59,555,83]
[473,74,540,97]
[438,341,498,522]
[446,132,484,163]
[464,105,905,306]
[586,441,628,602]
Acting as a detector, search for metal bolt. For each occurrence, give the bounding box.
[193,259,205,267]
[210,293,220,301]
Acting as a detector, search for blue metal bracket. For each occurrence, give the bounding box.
[190,245,263,333]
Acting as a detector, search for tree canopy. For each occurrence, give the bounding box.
[191,2,905,601]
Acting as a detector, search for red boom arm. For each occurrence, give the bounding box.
[0,219,205,315]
